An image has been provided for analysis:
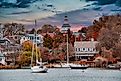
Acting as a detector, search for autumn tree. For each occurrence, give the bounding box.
[29,28,36,34]
[20,41,41,66]
[43,34,53,49]
[37,24,57,33]
[3,23,25,36]
[89,14,121,59]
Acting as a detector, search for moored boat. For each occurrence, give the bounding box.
[106,64,120,69]
[31,20,48,73]
[69,64,88,69]
[31,64,48,73]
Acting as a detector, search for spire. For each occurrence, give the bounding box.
[61,16,71,33]
[64,16,68,24]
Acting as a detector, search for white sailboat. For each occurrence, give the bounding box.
[31,20,48,73]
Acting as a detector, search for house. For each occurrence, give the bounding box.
[6,35,22,44]
[74,38,99,60]
[0,37,21,65]
[20,34,43,47]
[0,46,6,65]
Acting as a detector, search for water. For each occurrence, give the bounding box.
[0,68,121,81]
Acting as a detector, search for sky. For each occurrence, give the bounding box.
[0,0,121,29]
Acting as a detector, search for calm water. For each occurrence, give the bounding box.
[0,68,121,81]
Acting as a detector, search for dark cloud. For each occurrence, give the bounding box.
[0,0,42,8]
[86,0,121,6]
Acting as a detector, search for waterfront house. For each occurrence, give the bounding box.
[20,34,43,47]
[74,38,99,60]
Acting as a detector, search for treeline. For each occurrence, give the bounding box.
[87,14,121,59]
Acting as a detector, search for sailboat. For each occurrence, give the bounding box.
[69,32,89,70]
[53,29,71,68]
[31,20,48,73]
[61,32,73,68]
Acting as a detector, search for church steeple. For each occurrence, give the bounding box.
[61,16,71,33]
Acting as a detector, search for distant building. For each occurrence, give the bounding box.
[0,46,6,65]
[6,35,22,44]
[0,38,21,65]
[74,38,99,60]
[0,24,21,65]
[61,16,71,33]
[20,34,43,47]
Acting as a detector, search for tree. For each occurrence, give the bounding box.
[43,34,53,49]
[39,24,56,33]
[29,28,36,34]
[20,41,41,66]
[3,23,25,36]
[94,15,121,59]
[97,28,120,50]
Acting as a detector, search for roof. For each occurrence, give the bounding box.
[74,41,98,48]
[25,34,43,38]
[62,24,71,28]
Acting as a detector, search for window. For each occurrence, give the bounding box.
[89,48,94,52]
[78,48,80,51]
[76,48,78,51]
[37,37,39,40]
[81,48,84,51]
[15,36,17,39]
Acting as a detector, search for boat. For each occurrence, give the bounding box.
[60,31,72,68]
[61,63,70,68]
[107,64,120,69]
[31,63,48,73]
[52,63,73,68]
[61,63,74,68]
[69,64,88,69]
[31,20,48,73]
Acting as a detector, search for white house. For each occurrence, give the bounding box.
[0,47,6,65]
[20,34,43,47]
[74,39,99,60]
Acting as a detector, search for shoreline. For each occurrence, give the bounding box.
[0,65,120,70]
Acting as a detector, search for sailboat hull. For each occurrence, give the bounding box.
[31,66,48,73]
[70,64,88,69]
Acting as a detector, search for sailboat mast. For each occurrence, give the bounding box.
[34,20,38,65]
[67,33,69,64]
[35,32,38,64]
[31,20,37,67]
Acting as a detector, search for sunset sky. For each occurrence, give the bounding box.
[0,0,121,29]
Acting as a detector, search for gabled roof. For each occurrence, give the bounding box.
[74,41,98,48]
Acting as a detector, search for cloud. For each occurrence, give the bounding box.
[86,0,121,6]
[0,0,41,8]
